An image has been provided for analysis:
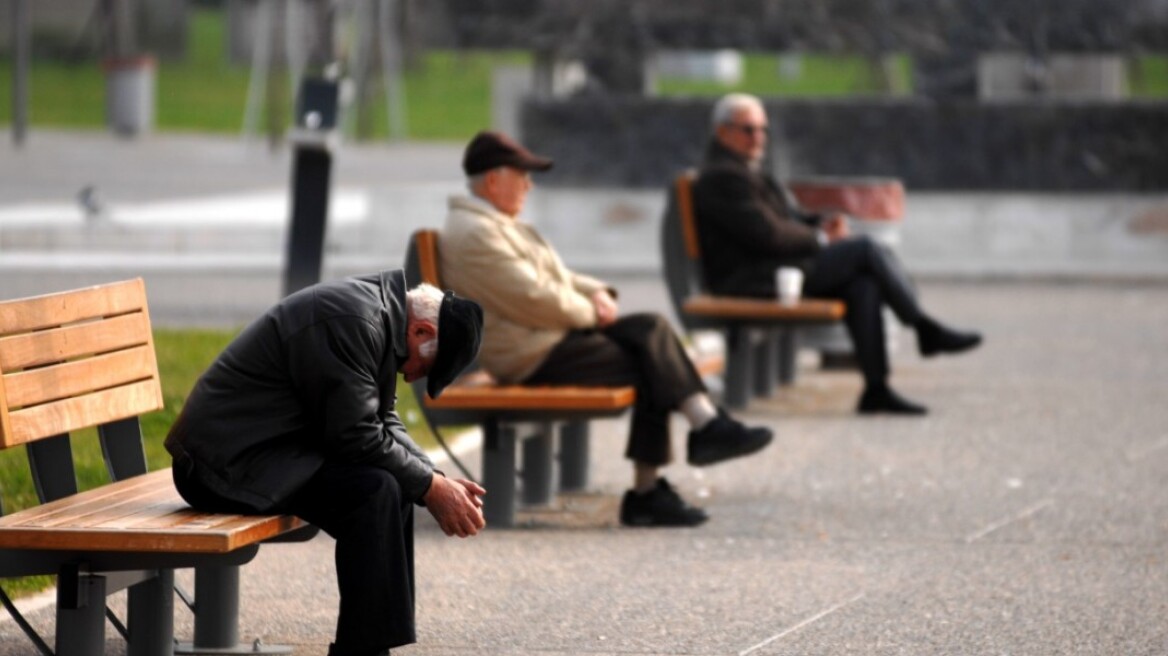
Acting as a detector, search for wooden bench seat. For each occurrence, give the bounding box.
[682,295,846,323]
[662,170,847,409]
[0,279,310,656]
[0,469,306,555]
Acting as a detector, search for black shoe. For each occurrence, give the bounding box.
[917,316,982,357]
[687,410,773,467]
[857,384,928,415]
[620,478,709,527]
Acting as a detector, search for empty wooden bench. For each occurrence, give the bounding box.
[0,279,311,656]
[662,170,847,409]
[405,229,639,528]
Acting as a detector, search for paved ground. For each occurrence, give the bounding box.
[3,278,1166,655]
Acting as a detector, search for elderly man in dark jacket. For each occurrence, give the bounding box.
[166,269,484,656]
[693,93,982,416]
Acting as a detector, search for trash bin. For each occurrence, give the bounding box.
[104,55,156,136]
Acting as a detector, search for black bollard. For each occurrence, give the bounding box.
[283,77,341,297]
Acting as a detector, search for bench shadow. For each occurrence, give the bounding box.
[741,369,864,418]
[511,492,623,531]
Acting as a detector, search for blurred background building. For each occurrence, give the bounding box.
[2,0,1167,323]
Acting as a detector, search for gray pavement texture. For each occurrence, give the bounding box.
[3,278,1168,655]
[0,130,464,204]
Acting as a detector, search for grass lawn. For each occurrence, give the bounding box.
[0,9,532,140]
[0,327,439,598]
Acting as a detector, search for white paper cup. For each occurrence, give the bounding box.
[776,267,804,306]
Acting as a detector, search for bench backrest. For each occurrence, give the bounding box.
[660,170,724,332]
[0,279,161,505]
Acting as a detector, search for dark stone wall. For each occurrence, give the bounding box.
[520,97,1168,191]
[426,0,1168,52]
[424,0,1168,100]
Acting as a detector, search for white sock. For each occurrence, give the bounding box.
[680,393,719,430]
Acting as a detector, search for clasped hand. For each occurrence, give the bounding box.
[823,213,851,242]
[424,474,486,537]
[592,290,618,327]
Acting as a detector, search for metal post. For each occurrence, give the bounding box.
[481,420,517,528]
[283,77,340,297]
[777,329,798,385]
[56,574,106,656]
[283,147,332,295]
[12,0,29,147]
[175,566,292,655]
[194,566,239,648]
[521,423,555,506]
[558,421,590,492]
[127,570,174,656]
[723,326,753,410]
[753,333,779,398]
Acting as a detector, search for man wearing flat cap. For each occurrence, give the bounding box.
[166,269,484,656]
[440,130,773,528]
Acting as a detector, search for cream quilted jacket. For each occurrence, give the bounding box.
[439,195,609,383]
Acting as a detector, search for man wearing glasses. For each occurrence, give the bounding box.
[693,93,982,416]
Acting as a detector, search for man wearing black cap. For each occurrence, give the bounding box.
[440,130,774,528]
[165,269,484,656]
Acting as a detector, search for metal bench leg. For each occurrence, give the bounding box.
[723,326,753,410]
[521,422,556,506]
[558,421,590,492]
[56,573,105,656]
[128,569,174,656]
[482,420,518,528]
[753,333,779,398]
[777,328,798,385]
[175,566,291,655]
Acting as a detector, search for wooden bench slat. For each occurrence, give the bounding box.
[0,521,302,554]
[675,171,701,259]
[32,490,184,531]
[0,470,306,554]
[0,471,169,526]
[0,311,152,373]
[683,294,846,322]
[426,384,636,411]
[5,345,157,409]
[0,279,147,336]
[6,378,164,448]
[415,230,442,286]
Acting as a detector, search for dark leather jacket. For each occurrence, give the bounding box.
[165,269,435,512]
[693,140,823,297]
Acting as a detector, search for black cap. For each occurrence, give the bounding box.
[462,130,554,176]
[427,292,484,399]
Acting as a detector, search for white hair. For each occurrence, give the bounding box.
[406,283,443,358]
[711,93,765,128]
[467,172,489,197]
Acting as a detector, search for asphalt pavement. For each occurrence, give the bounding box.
[2,277,1166,655]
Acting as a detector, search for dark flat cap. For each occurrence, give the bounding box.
[427,292,484,399]
[462,130,553,176]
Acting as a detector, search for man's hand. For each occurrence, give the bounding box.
[592,290,619,328]
[424,474,486,537]
[823,214,850,242]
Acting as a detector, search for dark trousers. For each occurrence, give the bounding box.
[522,312,706,466]
[803,235,924,387]
[173,459,416,655]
